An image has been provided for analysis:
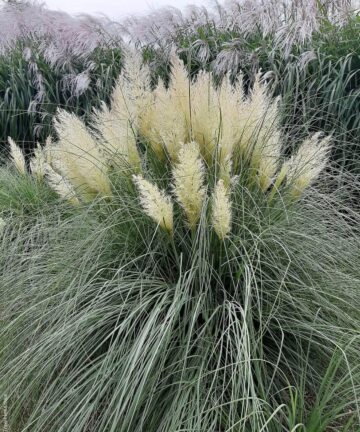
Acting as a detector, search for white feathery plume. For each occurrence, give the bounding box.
[168,52,191,123]
[217,71,282,190]
[138,53,192,160]
[54,110,112,201]
[8,137,26,175]
[212,179,232,240]
[111,49,152,131]
[191,70,221,162]
[152,53,191,159]
[93,102,141,171]
[172,142,206,228]
[133,175,174,233]
[242,72,269,159]
[285,132,332,198]
[30,143,46,180]
[217,72,245,167]
[143,79,188,160]
[242,75,282,189]
[93,50,152,170]
[45,164,80,206]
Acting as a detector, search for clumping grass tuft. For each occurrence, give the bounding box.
[0,51,360,431]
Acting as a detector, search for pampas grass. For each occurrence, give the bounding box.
[33,52,333,236]
[8,137,26,175]
[52,110,112,201]
[211,179,232,239]
[133,174,174,233]
[0,47,360,432]
[172,142,206,228]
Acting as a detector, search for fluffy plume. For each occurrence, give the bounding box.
[212,179,232,239]
[215,71,279,185]
[45,164,80,206]
[30,143,46,180]
[53,110,112,201]
[140,53,190,160]
[93,50,152,170]
[172,142,206,228]
[142,78,188,160]
[8,137,26,175]
[168,53,192,121]
[217,73,245,167]
[133,175,174,233]
[138,54,282,179]
[191,70,221,162]
[111,49,152,131]
[242,76,282,190]
[285,132,332,198]
[93,102,141,171]
[45,50,330,212]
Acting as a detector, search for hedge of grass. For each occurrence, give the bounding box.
[0,42,123,154]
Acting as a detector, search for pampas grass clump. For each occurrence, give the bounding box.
[0,51,360,431]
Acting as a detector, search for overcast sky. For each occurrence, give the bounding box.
[45,0,208,20]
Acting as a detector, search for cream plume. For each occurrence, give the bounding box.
[212,179,232,240]
[93,102,141,171]
[133,175,174,233]
[172,142,206,228]
[191,70,220,162]
[144,79,188,160]
[45,164,80,205]
[54,110,112,201]
[286,132,332,198]
[8,137,26,175]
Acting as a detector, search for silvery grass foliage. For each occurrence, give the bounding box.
[1,52,360,431]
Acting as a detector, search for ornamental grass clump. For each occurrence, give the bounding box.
[0,51,360,431]
[21,52,332,227]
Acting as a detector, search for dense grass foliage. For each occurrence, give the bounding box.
[0,53,359,431]
[0,43,123,153]
[1,170,360,431]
